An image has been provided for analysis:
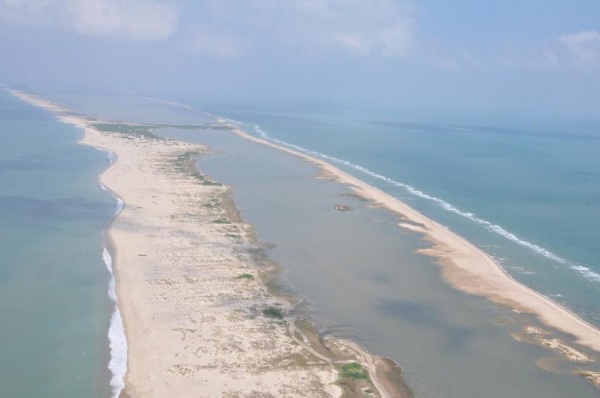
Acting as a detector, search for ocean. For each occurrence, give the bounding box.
[36,93,600,396]
[0,90,117,397]
[197,101,600,329]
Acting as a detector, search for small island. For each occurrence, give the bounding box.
[334,204,353,212]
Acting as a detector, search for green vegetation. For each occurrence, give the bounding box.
[193,174,221,186]
[212,217,230,224]
[262,306,284,319]
[92,123,228,186]
[339,363,369,380]
[203,198,221,208]
[173,151,221,186]
[194,173,221,186]
[174,123,233,131]
[91,122,160,138]
[176,151,201,161]
[236,273,254,280]
[92,121,233,138]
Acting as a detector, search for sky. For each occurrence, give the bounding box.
[1,0,599,119]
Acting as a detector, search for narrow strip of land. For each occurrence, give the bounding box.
[10,90,412,398]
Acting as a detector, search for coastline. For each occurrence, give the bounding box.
[228,126,600,355]
[8,91,130,397]
[10,88,600,394]
[99,179,128,398]
[9,90,410,397]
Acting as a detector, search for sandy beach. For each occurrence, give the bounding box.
[10,90,410,398]
[229,127,600,356]
[11,88,600,395]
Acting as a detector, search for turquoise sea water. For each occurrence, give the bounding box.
[43,93,600,396]
[0,91,115,397]
[197,102,600,329]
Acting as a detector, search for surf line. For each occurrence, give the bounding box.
[242,123,599,284]
[97,148,128,398]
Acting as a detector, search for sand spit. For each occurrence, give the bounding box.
[9,90,411,398]
[512,326,593,363]
[229,126,600,355]
[578,371,600,389]
[80,126,341,398]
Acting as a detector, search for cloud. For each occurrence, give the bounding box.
[185,0,414,58]
[181,25,244,59]
[2,0,414,58]
[328,16,414,56]
[560,30,600,66]
[0,0,179,41]
[414,38,488,72]
[509,32,600,70]
[283,0,415,57]
[434,29,600,72]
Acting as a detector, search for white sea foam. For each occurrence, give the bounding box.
[97,147,124,216]
[102,247,127,398]
[235,122,600,284]
[93,146,115,164]
[99,162,127,398]
[115,197,124,213]
[571,265,600,282]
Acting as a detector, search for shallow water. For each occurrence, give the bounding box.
[161,127,599,398]
[198,104,600,329]
[0,91,115,397]
[41,94,600,397]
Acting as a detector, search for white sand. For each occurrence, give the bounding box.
[9,91,350,398]
[14,87,597,396]
[9,89,418,398]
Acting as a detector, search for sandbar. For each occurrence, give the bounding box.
[229,126,600,355]
[9,90,411,398]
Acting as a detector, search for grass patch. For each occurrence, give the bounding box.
[262,306,284,319]
[171,123,233,131]
[192,174,221,186]
[339,363,368,380]
[236,273,254,280]
[203,198,220,208]
[92,122,161,139]
[212,217,230,224]
[173,151,221,186]
[176,151,201,161]
[92,121,233,139]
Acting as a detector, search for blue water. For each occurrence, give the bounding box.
[38,93,600,396]
[0,90,116,397]
[193,102,600,328]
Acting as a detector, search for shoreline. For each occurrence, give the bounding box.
[8,90,410,397]
[92,142,129,398]
[7,90,129,397]
[228,125,600,354]
[98,177,128,398]
[10,88,600,394]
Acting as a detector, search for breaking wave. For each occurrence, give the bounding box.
[234,122,598,284]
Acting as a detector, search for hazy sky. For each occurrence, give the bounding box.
[1,0,599,119]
